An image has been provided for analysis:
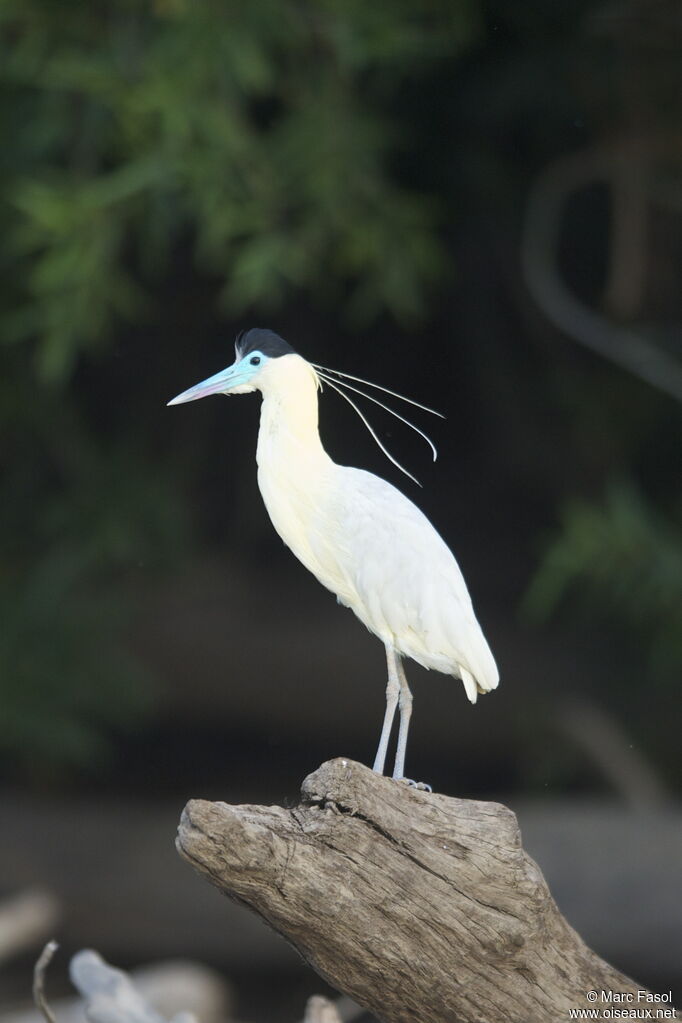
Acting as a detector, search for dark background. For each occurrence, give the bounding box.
[0,2,680,1020]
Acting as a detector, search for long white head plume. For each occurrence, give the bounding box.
[312,363,444,487]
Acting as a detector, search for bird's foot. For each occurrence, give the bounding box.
[396,777,432,793]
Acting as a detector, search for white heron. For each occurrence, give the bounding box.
[168,328,498,784]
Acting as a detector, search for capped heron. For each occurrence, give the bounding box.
[168,328,498,784]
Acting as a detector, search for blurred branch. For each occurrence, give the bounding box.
[22,953,232,1023]
[177,758,651,1023]
[522,143,682,402]
[0,891,60,965]
[302,997,363,1023]
[302,997,343,1023]
[30,944,356,1023]
[603,140,648,319]
[557,699,670,808]
[69,950,197,1023]
[33,941,59,1023]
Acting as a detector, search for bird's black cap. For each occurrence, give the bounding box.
[236,328,296,360]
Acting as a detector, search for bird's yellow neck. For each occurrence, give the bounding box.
[256,355,329,469]
[255,356,334,574]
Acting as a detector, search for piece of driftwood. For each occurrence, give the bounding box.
[302,996,343,1023]
[28,946,230,1023]
[69,950,197,1023]
[177,758,663,1023]
[0,891,60,965]
[33,942,59,1023]
[28,942,355,1023]
[17,963,230,1023]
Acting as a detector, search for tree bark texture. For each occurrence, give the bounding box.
[176,758,662,1023]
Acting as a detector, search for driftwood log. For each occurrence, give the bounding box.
[176,758,658,1023]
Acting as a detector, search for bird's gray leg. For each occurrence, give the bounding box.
[392,652,413,781]
[372,644,400,774]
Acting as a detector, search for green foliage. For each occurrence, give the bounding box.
[0,552,152,776]
[0,355,189,777]
[6,164,157,380]
[523,481,682,680]
[3,1,675,786]
[0,0,475,778]
[0,0,475,384]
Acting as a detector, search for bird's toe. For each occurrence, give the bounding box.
[397,777,433,793]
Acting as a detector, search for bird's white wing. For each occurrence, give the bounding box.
[308,467,499,698]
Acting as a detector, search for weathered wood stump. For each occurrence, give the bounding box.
[176,758,655,1023]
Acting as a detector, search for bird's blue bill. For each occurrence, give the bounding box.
[167,359,251,405]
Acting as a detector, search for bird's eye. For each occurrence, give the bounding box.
[250,355,261,366]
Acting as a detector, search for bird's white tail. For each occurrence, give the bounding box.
[460,663,499,704]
